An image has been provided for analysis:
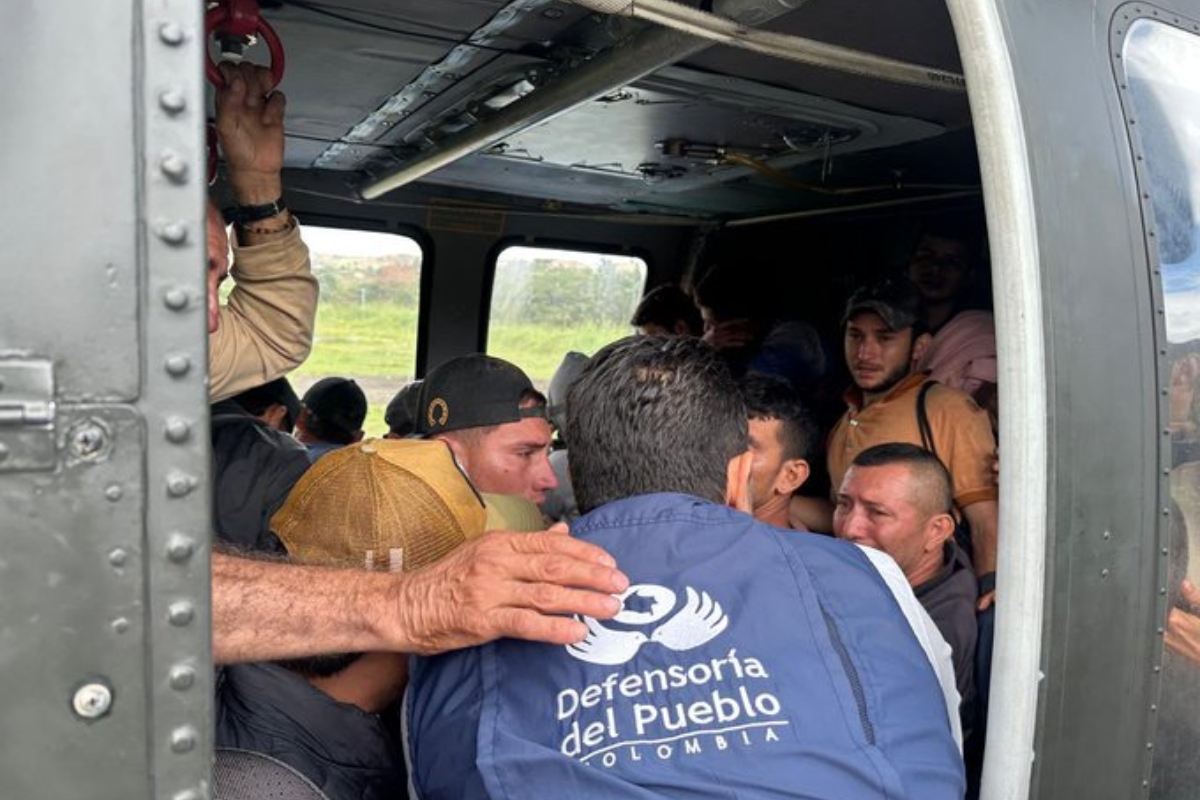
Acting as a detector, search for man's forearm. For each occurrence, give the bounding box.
[212,551,394,664]
[212,531,628,665]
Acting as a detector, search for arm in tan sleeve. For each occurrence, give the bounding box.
[962,499,998,577]
[208,223,318,402]
[930,387,999,576]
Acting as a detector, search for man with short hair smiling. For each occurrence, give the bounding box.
[829,277,999,609]
[740,374,819,529]
[415,354,557,506]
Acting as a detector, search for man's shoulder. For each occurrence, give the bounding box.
[923,380,985,415]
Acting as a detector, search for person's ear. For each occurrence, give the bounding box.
[673,320,691,336]
[261,403,289,431]
[911,331,933,365]
[437,434,470,472]
[725,450,755,512]
[774,458,810,496]
[923,511,956,552]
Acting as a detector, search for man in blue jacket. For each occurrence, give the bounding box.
[406,335,965,800]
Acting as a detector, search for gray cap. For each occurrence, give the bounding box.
[841,277,926,332]
[547,351,590,432]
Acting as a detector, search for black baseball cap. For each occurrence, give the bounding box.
[384,380,423,437]
[841,277,926,332]
[416,355,546,436]
[302,377,368,438]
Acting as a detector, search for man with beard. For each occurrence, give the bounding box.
[828,277,999,609]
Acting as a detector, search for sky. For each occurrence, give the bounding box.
[302,225,422,258]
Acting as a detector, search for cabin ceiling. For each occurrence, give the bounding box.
[222,0,977,221]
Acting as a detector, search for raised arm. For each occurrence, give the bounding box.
[209,62,318,402]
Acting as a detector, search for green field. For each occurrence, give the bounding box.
[290,301,632,437]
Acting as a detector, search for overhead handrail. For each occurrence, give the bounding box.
[204,0,286,89]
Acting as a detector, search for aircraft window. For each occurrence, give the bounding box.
[1123,18,1200,798]
[487,245,648,389]
[289,225,423,436]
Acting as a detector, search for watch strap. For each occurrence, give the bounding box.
[223,197,287,225]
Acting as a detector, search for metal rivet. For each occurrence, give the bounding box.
[170,725,198,753]
[104,484,123,502]
[1103,531,1111,540]
[72,683,113,719]
[1151,703,1159,712]
[1154,665,1162,673]
[166,534,195,563]
[160,152,189,183]
[1101,568,1110,578]
[1162,587,1169,595]
[158,221,188,245]
[1147,742,1154,750]
[165,355,191,377]
[1157,627,1164,635]
[111,617,130,634]
[69,421,109,460]
[168,601,195,627]
[159,21,186,46]
[164,418,191,444]
[164,288,189,310]
[108,548,128,568]
[166,472,196,497]
[169,664,196,691]
[159,89,187,114]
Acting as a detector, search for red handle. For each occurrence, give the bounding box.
[204,1,286,89]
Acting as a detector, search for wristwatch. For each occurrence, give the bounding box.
[222,197,287,225]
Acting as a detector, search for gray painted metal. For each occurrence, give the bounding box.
[359,0,808,199]
[944,3,1046,795]
[0,2,212,799]
[0,359,57,471]
[964,0,1189,797]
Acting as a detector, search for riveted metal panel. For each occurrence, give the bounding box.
[1,407,148,799]
[960,1,1194,798]
[0,5,140,402]
[0,2,211,800]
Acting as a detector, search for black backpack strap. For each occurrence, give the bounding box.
[916,380,938,458]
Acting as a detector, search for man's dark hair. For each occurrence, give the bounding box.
[231,378,301,432]
[915,212,988,269]
[276,653,362,679]
[692,265,760,322]
[566,336,748,513]
[630,285,702,336]
[301,377,367,445]
[850,443,954,515]
[301,408,359,445]
[740,374,819,464]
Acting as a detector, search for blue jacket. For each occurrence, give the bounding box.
[406,493,964,799]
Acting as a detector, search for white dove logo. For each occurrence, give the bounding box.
[566,584,730,666]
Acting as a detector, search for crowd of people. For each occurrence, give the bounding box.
[204,61,1003,800]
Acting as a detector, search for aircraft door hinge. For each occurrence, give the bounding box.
[0,359,56,471]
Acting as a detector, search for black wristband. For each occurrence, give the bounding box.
[978,571,997,596]
[223,197,287,225]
